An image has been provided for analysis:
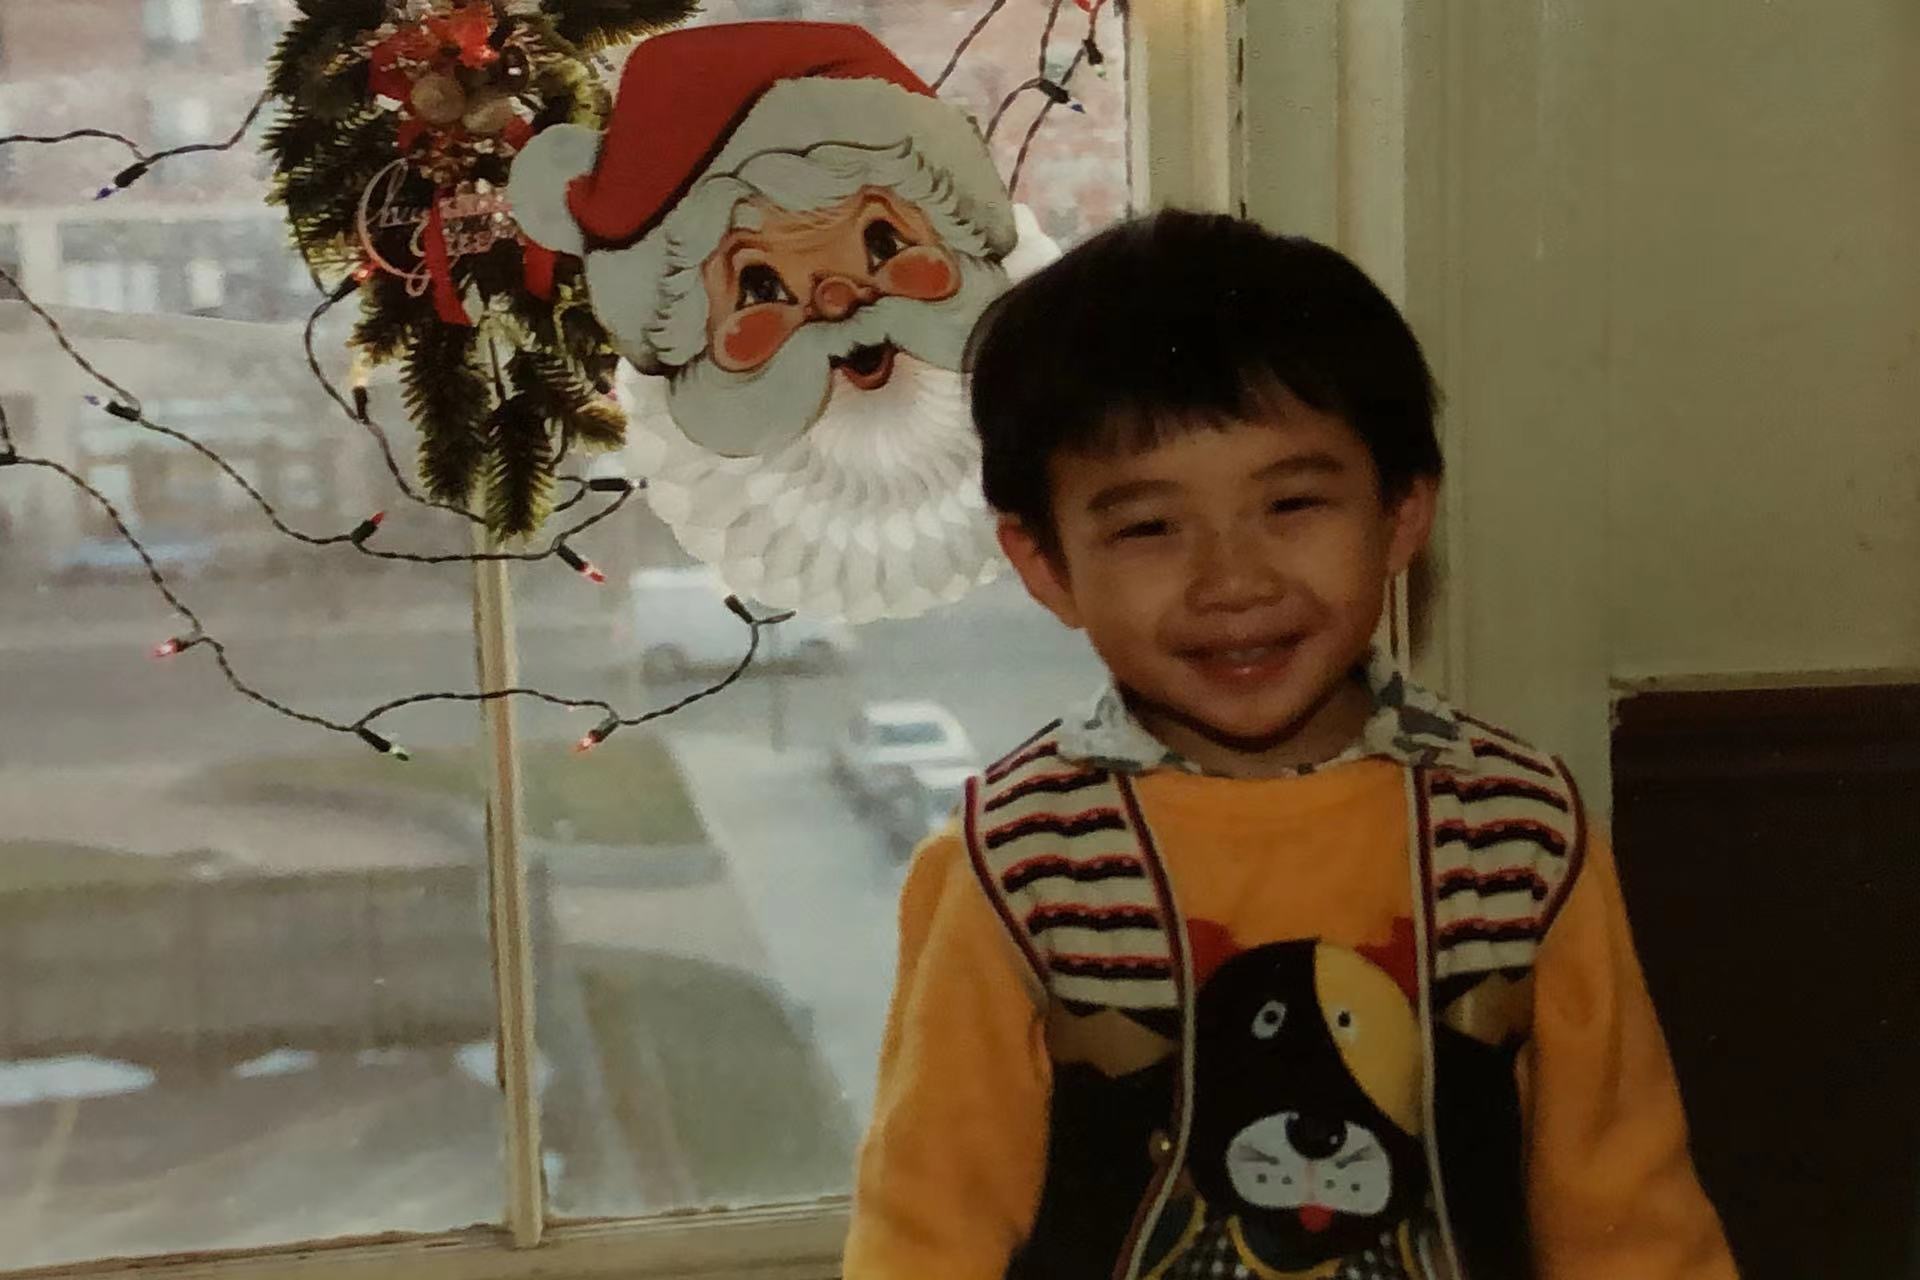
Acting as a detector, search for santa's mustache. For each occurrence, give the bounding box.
[665,253,1008,458]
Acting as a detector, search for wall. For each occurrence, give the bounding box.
[1603,1,1920,681]
[1241,0,1920,805]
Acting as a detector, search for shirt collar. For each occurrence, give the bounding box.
[1054,649,1475,777]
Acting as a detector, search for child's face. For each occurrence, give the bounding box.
[999,405,1434,774]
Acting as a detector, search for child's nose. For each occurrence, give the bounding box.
[1188,530,1282,610]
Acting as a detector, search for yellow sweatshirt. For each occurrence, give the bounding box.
[846,758,1736,1279]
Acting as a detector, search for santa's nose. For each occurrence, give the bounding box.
[811,274,874,321]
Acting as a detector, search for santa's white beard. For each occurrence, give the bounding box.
[624,354,1001,624]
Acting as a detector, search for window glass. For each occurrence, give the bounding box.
[527,0,1123,1221]
[0,0,1130,1252]
[0,0,504,1265]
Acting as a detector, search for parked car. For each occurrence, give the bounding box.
[832,699,977,807]
[624,566,855,679]
[875,761,976,855]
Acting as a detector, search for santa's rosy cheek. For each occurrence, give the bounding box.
[881,247,960,301]
[717,306,796,371]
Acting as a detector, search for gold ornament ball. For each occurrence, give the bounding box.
[461,93,519,136]
[409,73,468,126]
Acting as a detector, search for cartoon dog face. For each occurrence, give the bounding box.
[1188,940,1428,1266]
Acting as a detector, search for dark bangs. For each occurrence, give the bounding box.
[966,209,1442,534]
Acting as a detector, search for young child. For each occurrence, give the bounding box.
[844,211,1736,1280]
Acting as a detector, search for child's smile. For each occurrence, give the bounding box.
[1000,403,1434,777]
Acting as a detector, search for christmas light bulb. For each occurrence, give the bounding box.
[355,727,411,762]
[573,716,619,754]
[349,349,372,421]
[93,161,151,200]
[556,544,605,584]
[349,511,386,544]
[84,395,141,422]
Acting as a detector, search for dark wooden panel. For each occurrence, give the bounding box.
[1612,684,1920,1280]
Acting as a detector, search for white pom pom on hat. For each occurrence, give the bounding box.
[506,123,598,258]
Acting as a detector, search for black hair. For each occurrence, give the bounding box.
[967,209,1442,537]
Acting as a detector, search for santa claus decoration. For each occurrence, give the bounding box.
[509,21,1056,623]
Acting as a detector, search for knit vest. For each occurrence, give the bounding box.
[963,719,1586,1280]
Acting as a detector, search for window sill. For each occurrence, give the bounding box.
[7,1204,850,1280]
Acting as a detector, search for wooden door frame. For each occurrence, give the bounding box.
[1240,0,1618,809]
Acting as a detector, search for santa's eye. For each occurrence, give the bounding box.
[736,263,795,308]
[1251,1000,1287,1040]
[864,219,909,269]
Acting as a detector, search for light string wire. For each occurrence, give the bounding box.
[0,0,1108,754]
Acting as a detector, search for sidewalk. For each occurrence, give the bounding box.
[667,732,904,1124]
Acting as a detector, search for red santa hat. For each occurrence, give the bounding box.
[509,22,1016,261]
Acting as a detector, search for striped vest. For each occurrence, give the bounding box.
[963,719,1586,1280]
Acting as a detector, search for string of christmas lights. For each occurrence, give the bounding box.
[0,395,786,760]
[1010,0,1105,193]
[0,89,272,202]
[931,0,1014,92]
[0,0,1114,759]
[0,264,635,577]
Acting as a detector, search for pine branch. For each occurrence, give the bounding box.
[511,349,626,450]
[568,396,628,450]
[268,5,379,104]
[403,326,492,506]
[273,108,391,214]
[486,392,555,538]
[261,106,333,175]
[548,0,703,53]
[267,13,337,102]
[558,300,609,366]
[351,276,417,363]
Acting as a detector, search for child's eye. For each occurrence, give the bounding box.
[1112,519,1173,542]
[1268,496,1326,515]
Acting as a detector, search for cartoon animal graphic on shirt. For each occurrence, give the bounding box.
[1142,933,1430,1278]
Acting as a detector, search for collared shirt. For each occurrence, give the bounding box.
[1053,649,1476,777]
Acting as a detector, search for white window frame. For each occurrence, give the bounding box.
[19,4,1223,1277]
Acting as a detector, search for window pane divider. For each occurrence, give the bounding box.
[471,530,545,1246]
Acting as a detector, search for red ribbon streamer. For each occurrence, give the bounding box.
[521,239,557,301]
[422,200,472,326]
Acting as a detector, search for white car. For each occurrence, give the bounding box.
[832,700,977,806]
[624,566,855,679]
[876,762,976,854]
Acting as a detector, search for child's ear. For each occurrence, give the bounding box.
[997,516,1084,630]
[1385,476,1439,576]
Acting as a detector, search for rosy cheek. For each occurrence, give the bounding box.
[716,306,796,371]
[880,247,960,300]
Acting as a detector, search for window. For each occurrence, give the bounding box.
[147,94,213,189]
[0,0,1143,1273]
[143,0,204,50]
[63,219,309,323]
[186,258,224,310]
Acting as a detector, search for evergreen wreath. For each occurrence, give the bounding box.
[262,0,696,537]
